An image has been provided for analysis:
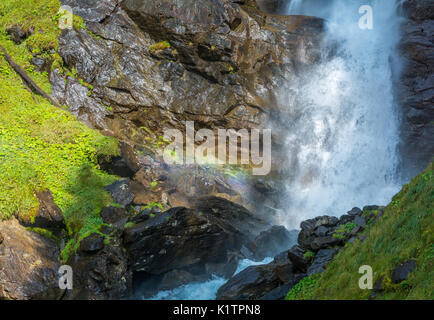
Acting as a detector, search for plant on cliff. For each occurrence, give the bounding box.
[288,162,433,300]
[0,0,121,261]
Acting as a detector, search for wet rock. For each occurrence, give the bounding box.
[131,208,152,223]
[158,270,195,291]
[64,244,132,300]
[392,260,417,284]
[353,215,367,229]
[0,218,62,300]
[306,248,339,275]
[287,245,309,273]
[251,225,297,261]
[79,233,105,253]
[399,0,434,179]
[124,198,268,283]
[104,179,135,207]
[21,190,65,231]
[216,256,294,300]
[100,206,129,228]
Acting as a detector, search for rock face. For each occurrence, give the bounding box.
[53,0,324,177]
[216,206,384,300]
[399,0,434,179]
[124,197,275,296]
[0,218,62,300]
[65,238,131,300]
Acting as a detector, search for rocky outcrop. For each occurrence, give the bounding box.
[216,205,384,300]
[216,254,295,300]
[19,190,65,231]
[64,235,131,300]
[0,218,62,300]
[52,0,325,180]
[399,0,434,179]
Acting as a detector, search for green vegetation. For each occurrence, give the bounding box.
[0,0,121,261]
[149,41,171,53]
[333,222,357,240]
[143,202,164,211]
[304,251,316,261]
[286,274,320,300]
[26,227,59,242]
[288,162,433,300]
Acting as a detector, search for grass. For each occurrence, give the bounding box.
[0,0,121,261]
[149,41,171,53]
[287,162,434,300]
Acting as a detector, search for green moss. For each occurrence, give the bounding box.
[26,227,59,242]
[300,163,434,300]
[149,41,171,53]
[124,221,136,229]
[304,251,316,260]
[286,274,320,300]
[0,0,121,262]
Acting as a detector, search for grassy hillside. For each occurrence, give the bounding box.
[0,0,119,260]
[287,162,434,300]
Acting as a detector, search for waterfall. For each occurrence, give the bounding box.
[277,0,405,228]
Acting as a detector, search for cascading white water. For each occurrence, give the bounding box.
[147,0,406,300]
[277,0,405,229]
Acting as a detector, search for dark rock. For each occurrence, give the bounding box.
[287,245,309,273]
[79,233,105,253]
[363,205,380,211]
[104,179,135,207]
[216,258,294,300]
[256,0,289,14]
[298,215,340,251]
[392,260,417,284]
[260,273,306,300]
[251,226,297,261]
[310,236,341,251]
[354,215,367,229]
[399,0,434,179]
[307,248,339,275]
[21,190,65,231]
[158,270,195,291]
[64,244,132,300]
[339,214,354,224]
[31,57,51,73]
[6,25,32,44]
[0,218,62,300]
[124,198,268,280]
[100,206,129,228]
[132,208,152,223]
[347,207,362,216]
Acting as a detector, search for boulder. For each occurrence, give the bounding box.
[104,179,135,207]
[306,248,339,275]
[298,216,340,251]
[21,190,65,231]
[250,225,298,261]
[392,260,417,284]
[216,257,294,300]
[79,233,105,253]
[64,244,132,300]
[0,218,62,300]
[287,245,309,273]
[100,206,129,228]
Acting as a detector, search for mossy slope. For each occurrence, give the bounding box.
[0,0,119,261]
[287,162,434,300]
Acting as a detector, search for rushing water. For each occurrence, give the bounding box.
[148,0,406,300]
[147,258,273,300]
[276,0,405,229]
